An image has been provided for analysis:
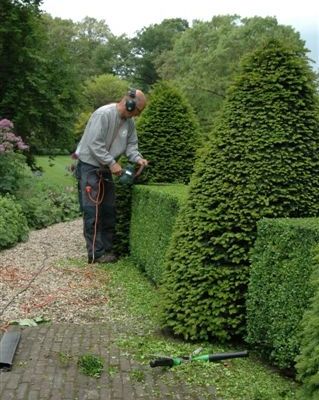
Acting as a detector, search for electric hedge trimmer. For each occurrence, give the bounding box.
[150,348,248,368]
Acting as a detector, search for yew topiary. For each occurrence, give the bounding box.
[160,39,319,341]
[136,81,201,184]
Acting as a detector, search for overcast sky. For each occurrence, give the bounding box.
[40,0,319,66]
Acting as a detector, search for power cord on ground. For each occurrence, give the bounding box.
[0,243,52,320]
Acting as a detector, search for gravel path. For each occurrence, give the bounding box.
[0,218,112,328]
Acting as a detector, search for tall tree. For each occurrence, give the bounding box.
[158,16,308,132]
[131,18,189,91]
[72,17,112,80]
[44,16,134,82]
[74,74,129,140]
[93,34,134,79]
[0,0,44,137]
[0,2,82,151]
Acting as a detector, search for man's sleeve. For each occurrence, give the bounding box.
[87,113,116,166]
[125,124,143,163]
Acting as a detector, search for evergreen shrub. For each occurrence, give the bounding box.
[16,180,80,229]
[160,39,319,341]
[130,184,188,284]
[0,194,29,249]
[0,118,30,195]
[113,182,133,256]
[136,81,201,184]
[296,249,319,399]
[246,218,319,370]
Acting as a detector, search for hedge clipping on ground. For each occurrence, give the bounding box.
[160,39,319,341]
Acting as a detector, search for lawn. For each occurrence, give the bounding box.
[100,259,300,400]
[35,155,77,187]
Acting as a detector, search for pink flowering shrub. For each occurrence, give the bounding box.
[0,118,30,194]
[0,118,29,153]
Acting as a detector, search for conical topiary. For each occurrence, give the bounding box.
[160,39,319,341]
[136,81,201,184]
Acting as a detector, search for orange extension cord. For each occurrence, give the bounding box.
[85,172,105,263]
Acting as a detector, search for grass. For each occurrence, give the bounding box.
[100,259,300,400]
[78,354,104,378]
[35,155,76,187]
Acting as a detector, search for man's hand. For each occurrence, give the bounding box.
[110,162,123,176]
[137,158,148,167]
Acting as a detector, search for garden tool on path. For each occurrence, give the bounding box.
[150,347,248,368]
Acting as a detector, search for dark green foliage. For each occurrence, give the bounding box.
[0,152,29,195]
[130,184,188,284]
[16,180,80,229]
[131,18,189,91]
[74,74,129,140]
[136,81,201,184]
[82,74,129,111]
[246,218,319,369]
[112,182,133,257]
[160,39,319,341]
[296,249,319,399]
[159,16,308,132]
[0,1,82,151]
[0,194,29,249]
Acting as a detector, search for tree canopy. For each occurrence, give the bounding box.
[131,18,189,91]
[1,5,317,155]
[0,1,82,151]
[158,16,309,131]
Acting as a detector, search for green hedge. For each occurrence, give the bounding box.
[113,182,133,256]
[0,194,29,249]
[296,247,319,399]
[130,184,188,284]
[246,218,319,370]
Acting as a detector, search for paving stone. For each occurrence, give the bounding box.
[0,323,216,399]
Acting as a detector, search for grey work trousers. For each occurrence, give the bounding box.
[76,160,116,262]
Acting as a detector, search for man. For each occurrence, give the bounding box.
[75,89,148,264]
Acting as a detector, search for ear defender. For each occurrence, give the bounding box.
[125,88,137,112]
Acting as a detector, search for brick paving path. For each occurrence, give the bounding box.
[0,323,217,400]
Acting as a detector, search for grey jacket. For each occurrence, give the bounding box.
[76,103,142,167]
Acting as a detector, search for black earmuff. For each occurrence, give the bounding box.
[125,88,137,112]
